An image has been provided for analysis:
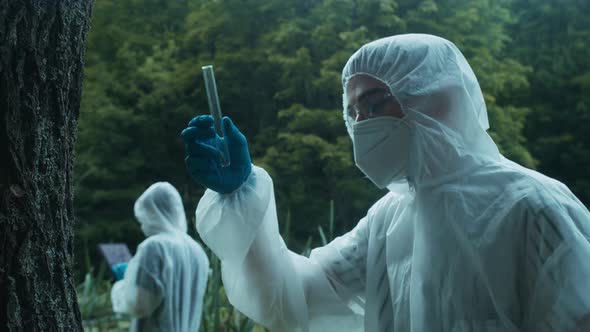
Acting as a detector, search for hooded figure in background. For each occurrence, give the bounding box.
[181,34,590,331]
[111,182,210,332]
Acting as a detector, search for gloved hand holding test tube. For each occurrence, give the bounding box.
[202,65,231,167]
[181,65,252,194]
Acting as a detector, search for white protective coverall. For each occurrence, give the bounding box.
[111,182,210,332]
[195,34,590,331]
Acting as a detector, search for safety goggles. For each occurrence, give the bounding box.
[346,90,396,124]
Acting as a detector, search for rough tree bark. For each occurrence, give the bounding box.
[0,1,93,331]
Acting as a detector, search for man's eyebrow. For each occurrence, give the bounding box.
[356,88,388,104]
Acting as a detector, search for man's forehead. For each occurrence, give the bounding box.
[346,74,389,104]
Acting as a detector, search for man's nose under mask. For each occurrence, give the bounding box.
[352,117,411,189]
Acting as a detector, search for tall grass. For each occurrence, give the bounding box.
[77,267,131,331]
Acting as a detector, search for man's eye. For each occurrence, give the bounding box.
[371,100,388,115]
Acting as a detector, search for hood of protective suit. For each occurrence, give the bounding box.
[342,34,500,189]
[134,182,188,236]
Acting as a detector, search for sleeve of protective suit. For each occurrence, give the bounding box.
[196,165,365,331]
[521,197,590,332]
[111,240,165,318]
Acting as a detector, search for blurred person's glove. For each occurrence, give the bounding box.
[112,262,128,281]
[180,115,252,194]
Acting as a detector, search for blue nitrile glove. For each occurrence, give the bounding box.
[112,262,128,281]
[180,115,252,194]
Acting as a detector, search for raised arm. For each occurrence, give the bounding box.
[196,166,366,331]
[183,115,366,330]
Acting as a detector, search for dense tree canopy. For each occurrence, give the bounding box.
[74,0,590,277]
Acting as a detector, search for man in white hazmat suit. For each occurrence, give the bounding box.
[110,182,210,331]
[180,34,590,331]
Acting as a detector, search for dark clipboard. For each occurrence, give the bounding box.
[98,243,132,279]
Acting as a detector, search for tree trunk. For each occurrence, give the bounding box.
[0,1,93,331]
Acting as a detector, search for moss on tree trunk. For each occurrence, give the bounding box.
[0,1,94,330]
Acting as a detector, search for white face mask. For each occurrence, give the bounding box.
[352,117,411,189]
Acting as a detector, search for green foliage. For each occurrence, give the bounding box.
[76,252,131,331]
[507,0,590,203]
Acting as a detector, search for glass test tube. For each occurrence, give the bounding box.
[202,65,231,167]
